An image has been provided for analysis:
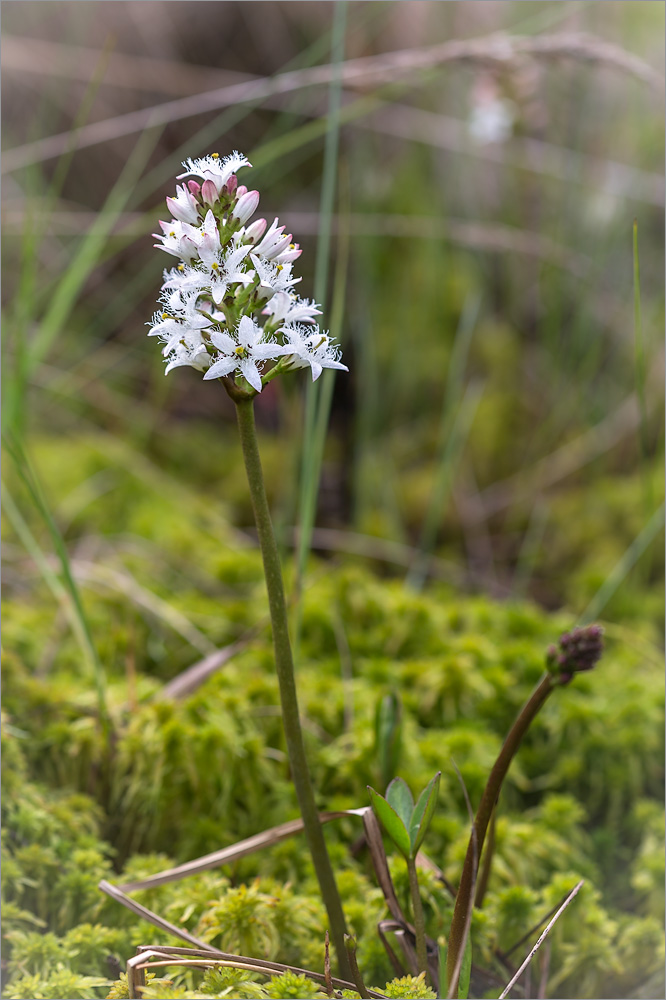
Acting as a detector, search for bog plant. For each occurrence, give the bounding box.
[148,150,350,976]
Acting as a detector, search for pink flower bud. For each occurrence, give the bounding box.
[232,189,261,226]
[236,185,247,199]
[225,174,238,195]
[187,180,201,197]
[244,218,268,242]
[201,179,218,207]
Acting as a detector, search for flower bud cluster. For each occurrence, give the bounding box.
[546,625,604,684]
[148,151,347,394]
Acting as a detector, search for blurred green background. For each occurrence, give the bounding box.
[2,0,664,620]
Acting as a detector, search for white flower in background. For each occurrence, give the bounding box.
[177,151,251,194]
[148,151,347,392]
[468,75,516,146]
[281,324,348,381]
[203,316,289,392]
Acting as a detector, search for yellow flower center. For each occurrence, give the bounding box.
[212,153,220,159]
[234,346,247,358]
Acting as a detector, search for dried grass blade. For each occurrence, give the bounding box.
[116,810,365,891]
[127,946,388,998]
[362,808,407,925]
[5,32,659,173]
[498,881,584,1000]
[99,881,218,952]
[157,640,248,700]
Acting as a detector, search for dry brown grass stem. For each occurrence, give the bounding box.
[498,880,584,999]
[4,31,661,173]
[2,34,255,95]
[124,947,388,1000]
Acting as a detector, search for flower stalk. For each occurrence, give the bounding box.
[446,625,603,994]
[233,395,351,979]
[446,674,554,995]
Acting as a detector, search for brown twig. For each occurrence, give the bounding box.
[324,931,334,997]
[4,32,660,173]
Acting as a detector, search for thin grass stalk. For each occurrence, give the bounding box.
[28,125,163,371]
[577,502,665,626]
[447,674,554,995]
[3,437,110,728]
[406,856,429,981]
[408,380,484,590]
[1,484,92,660]
[3,47,111,436]
[233,397,350,979]
[294,0,348,641]
[407,293,480,591]
[633,220,654,516]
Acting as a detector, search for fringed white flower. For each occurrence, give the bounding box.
[147,151,347,392]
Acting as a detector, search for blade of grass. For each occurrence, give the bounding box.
[292,0,348,654]
[633,220,654,516]
[27,125,163,373]
[511,501,550,600]
[408,380,484,591]
[1,483,95,668]
[3,434,109,726]
[406,293,481,590]
[577,502,665,625]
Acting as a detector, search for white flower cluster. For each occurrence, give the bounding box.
[148,151,347,393]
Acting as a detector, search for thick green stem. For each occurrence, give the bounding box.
[447,674,554,995]
[234,398,351,979]
[407,856,429,983]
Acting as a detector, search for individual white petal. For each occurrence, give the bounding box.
[203,357,238,380]
[210,330,236,354]
[237,315,259,348]
[239,358,263,393]
[211,279,228,305]
[251,342,291,360]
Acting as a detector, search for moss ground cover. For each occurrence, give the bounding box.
[2,433,664,999]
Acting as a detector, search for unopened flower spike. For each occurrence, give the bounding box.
[546,624,604,684]
[147,150,348,394]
